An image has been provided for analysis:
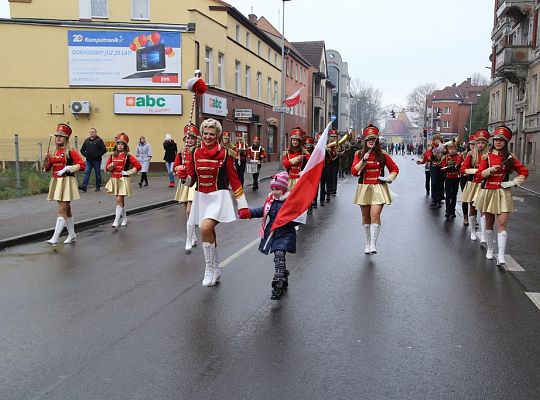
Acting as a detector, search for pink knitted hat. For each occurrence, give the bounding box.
[270,171,289,192]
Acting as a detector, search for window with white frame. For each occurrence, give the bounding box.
[245,66,251,98]
[267,78,272,103]
[246,32,250,49]
[443,121,451,129]
[491,93,496,122]
[218,53,225,90]
[256,72,262,100]
[205,47,213,85]
[274,81,278,106]
[444,106,451,114]
[132,0,149,19]
[235,25,240,42]
[531,75,538,113]
[91,0,108,18]
[235,61,241,95]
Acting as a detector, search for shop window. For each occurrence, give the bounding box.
[91,0,108,18]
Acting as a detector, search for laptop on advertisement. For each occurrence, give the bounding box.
[122,44,166,79]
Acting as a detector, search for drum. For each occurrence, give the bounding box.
[246,160,258,174]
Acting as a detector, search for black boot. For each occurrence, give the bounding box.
[283,270,290,289]
[271,276,285,300]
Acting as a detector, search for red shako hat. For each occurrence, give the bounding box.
[253,136,260,143]
[184,124,200,138]
[493,125,512,142]
[290,127,304,140]
[474,129,490,142]
[55,123,72,138]
[468,133,477,143]
[362,124,379,140]
[115,133,129,144]
[222,131,231,139]
[305,136,315,147]
[235,132,243,139]
[329,128,339,138]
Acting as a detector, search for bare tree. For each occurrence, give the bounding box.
[350,79,383,133]
[470,72,490,86]
[406,83,437,127]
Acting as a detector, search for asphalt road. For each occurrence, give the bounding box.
[1,157,540,400]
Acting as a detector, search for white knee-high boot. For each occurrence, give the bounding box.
[64,217,77,244]
[121,207,127,226]
[370,223,380,254]
[485,230,494,260]
[185,223,193,253]
[191,225,198,247]
[202,242,219,287]
[47,217,66,245]
[363,224,371,254]
[479,215,486,244]
[497,231,507,266]
[112,206,122,229]
[211,244,221,285]
[469,215,477,241]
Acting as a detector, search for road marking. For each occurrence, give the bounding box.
[525,292,540,311]
[513,196,524,203]
[218,238,260,269]
[500,255,525,272]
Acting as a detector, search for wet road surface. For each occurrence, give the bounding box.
[1,157,540,400]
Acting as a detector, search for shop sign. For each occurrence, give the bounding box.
[114,93,182,114]
[234,108,253,119]
[203,93,228,116]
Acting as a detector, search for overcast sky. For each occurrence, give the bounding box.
[0,0,493,107]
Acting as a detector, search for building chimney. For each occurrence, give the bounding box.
[467,78,472,84]
[248,14,257,24]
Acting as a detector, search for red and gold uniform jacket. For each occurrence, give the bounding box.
[235,142,247,161]
[44,148,85,178]
[476,151,528,189]
[173,147,194,177]
[105,153,141,178]
[283,148,310,179]
[459,151,484,183]
[247,145,266,164]
[440,153,463,179]
[186,144,244,199]
[351,151,399,184]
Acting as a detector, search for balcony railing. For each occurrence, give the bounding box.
[495,45,531,70]
[496,0,534,19]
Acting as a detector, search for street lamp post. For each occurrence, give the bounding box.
[279,0,292,166]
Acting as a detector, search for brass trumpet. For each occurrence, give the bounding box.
[327,133,350,149]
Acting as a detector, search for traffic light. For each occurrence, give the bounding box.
[391,109,396,119]
[436,108,442,117]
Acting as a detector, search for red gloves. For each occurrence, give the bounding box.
[238,208,251,219]
[176,165,187,179]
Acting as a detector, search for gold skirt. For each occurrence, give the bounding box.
[174,184,196,203]
[105,177,132,196]
[474,188,514,214]
[47,176,80,202]
[460,181,481,203]
[353,183,393,205]
[288,178,299,191]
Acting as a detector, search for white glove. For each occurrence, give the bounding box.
[378,176,392,183]
[121,170,129,176]
[56,166,69,176]
[501,181,516,189]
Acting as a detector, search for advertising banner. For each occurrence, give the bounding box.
[202,93,228,117]
[114,94,182,115]
[68,30,181,87]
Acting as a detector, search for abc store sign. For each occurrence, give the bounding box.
[114,94,182,115]
[202,93,228,117]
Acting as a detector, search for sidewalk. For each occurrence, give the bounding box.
[0,161,282,249]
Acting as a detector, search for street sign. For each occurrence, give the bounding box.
[272,106,290,113]
[331,114,337,122]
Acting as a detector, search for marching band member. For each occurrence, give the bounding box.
[104,133,142,229]
[474,125,528,266]
[429,134,445,208]
[459,129,489,242]
[234,131,247,187]
[221,131,236,153]
[43,123,85,245]
[351,124,399,254]
[460,135,476,225]
[327,128,340,196]
[283,127,310,191]
[304,136,317,213]
[174,124,200,252]
[178,118,249,287]
[440,141,463,220]
[318,132,332,206]
[416,143,432,196]
[246,136,266,190]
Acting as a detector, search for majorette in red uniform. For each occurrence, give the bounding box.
[459,135,477,225]
[43,123,86,245]
[351,124,399,255]
[179,118,249,287]
[283,127,310,190]
[459,129,490,242]
[246,136,267,190]
[235,131,247,186]
[474,125,528,266]
[440,141,463,220]
[105,133,142,229]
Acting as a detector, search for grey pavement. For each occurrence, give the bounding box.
[0,160,282,248]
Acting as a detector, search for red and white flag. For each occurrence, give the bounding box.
[284,87,303,107]
[270,121,332,232]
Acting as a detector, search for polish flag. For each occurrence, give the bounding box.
[270,121,332,232]
[284,87,303,107]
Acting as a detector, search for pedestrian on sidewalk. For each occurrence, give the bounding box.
[79,127,107,192]
[105,134,142,229]
[440,141,463,220]
[178,118,249,287]
[283,127,310,191]
[136,136,152,187]
[474,125,528,267]
[42,123,86,245]
[246,136,266,190]
[174,124,199,253]
[239,171,297,300]
[459,129,490,243]
[351,124,399,255]
[163,133,178,188]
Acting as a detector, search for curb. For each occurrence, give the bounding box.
[0,172,277,251]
